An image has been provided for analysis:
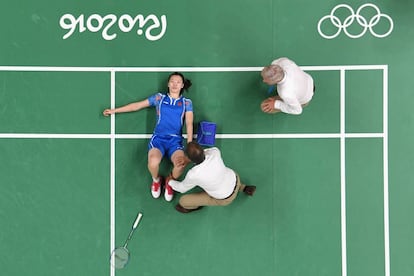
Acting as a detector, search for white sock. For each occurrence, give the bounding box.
[152,177,160,183]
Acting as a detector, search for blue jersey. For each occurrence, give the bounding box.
[148,92,193,136]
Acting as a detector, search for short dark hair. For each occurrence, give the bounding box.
[185,141,205,164]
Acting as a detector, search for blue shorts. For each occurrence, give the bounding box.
[148,135,184,159]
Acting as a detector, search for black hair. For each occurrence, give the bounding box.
[185,141,205,164]
[168,72,192,95]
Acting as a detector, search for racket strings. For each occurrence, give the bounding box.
[111,248,130,269]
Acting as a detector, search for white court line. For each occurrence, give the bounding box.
[0,65,389,276]
[110,70,116,276]
[301,65,387,71]
[340,69,348,276]
[0,66,262,72]
[383,67,390,276]
[0,65,387,72]
[0,133,385,139]
[215,133,384,139]
[0,133,111,139]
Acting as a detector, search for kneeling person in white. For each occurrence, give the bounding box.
[168,142,256,213]
[261,57,314,115]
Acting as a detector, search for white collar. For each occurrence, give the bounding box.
[278,70,287,84]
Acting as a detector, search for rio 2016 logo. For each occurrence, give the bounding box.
[59,13,167,41]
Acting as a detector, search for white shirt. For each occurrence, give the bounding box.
[272,57,314,115]
[169,147,237,199]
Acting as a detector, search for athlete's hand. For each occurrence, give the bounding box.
[103,109,115,116]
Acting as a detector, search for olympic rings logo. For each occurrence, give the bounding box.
[317,3,394,39]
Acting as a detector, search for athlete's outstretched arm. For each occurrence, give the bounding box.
[103,99,150,116]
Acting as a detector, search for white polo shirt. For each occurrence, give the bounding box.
[168,147,236,199]
[272,57,314,115]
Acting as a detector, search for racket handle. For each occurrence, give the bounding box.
[132,213,143,229]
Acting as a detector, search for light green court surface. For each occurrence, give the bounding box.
[1,1,413,276]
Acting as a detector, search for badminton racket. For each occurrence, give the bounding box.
[110,212,143,269]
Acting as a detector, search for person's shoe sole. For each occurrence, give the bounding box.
[243,185,257,196]
[175,204,203,213]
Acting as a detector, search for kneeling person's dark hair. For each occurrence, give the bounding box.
[186,142,205,164]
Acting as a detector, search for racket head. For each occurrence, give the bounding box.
[110,247,130,269]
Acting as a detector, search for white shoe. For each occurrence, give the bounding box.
[164,178,174,202]
[151,180,161,199]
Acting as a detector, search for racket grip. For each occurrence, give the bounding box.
[133,213,143,229]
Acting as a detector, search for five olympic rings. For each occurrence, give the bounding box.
[317,3,394,39]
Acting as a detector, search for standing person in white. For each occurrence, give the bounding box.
[260,57,314,115]
[168,142,256,213]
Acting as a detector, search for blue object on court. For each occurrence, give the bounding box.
[196,121,217,146]
[267,85,275,94]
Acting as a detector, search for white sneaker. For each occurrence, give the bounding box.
[151,179,161,199]
[164,177,174,202]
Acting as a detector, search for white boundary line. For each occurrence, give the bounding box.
[0,133,385,139]
[383,67,390,276]
[0,133,111,139]
[0,65,387,72]
[110,70,116,276]
[0,65,389,276]
[340,69,348,276]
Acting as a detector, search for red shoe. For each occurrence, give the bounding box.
[164,176,174,202]
[151,177,162,199]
